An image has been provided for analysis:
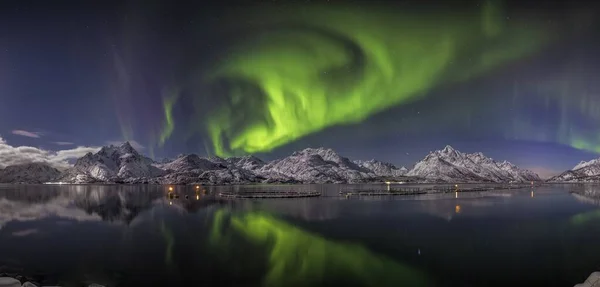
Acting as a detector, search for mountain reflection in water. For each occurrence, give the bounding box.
[0,184,600,286]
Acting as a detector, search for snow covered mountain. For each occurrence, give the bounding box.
[5,142,540,184]
[0,163,61,183]
[496,160,540,182]
[226,155,266,171]
[150,154,264,185]
[257,148,374,183]
[157,154,224,172]
[57,142,164,183]
[407,146,540,183]
[549,157,600,182]
[354,159,408,177]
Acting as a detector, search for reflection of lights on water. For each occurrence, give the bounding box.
[531,191,534,198]
[196,195,199,200]
[455,191,458,198]
[455,205,461,213]
[169,201,173,205]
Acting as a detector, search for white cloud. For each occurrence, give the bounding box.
[12,130,42,138]
[0,197,102,230]
[0,135,100,170]
[53,141,74,145]
[106,140,145,150]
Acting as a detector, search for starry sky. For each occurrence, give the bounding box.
[0,0,599,178]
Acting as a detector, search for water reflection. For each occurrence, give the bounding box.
[211,210,429,287]
[570,185,600,226]
[0,185,230,229]
[0,184,599,286]
[159,220,175,267]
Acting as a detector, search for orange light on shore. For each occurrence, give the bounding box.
[195,185,200,189]
[168,186,173,192]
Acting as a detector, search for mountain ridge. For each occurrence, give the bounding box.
[549,156,600,182]
[407,145,540,183]
[1,142,540,184]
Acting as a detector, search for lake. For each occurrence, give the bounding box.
[0,184,599,286]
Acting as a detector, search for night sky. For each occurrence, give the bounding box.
[0,0,599,178]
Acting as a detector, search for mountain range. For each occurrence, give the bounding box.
[0,142,541,184]
[407,145,539,182]
[549,158,600,182]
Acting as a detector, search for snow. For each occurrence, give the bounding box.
[256,148,374,183]
[574,272,600,287]
[56,141,163,183]
[407,145,540,183]
[549,156,600,182]
[5,142,541,185]
[354,159,407,177]
[573,159,600,171]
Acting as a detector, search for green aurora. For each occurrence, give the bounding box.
[211,210,430,287]
[159,220,175,267]
[571,209,600,226]
[190,1,551,156]
[159,90,178,146]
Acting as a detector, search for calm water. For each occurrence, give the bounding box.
[0,184,599,287]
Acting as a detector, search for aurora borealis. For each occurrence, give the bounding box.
[0,0,599,175]
[202,1,548,156]
[210,210,429,286]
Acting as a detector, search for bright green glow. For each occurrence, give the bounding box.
[159,92,177,146]
[159,220,175,267]
[570,138,600,153]
[204,2,548,156]
[571,210,600,226]
[212,211,429,287]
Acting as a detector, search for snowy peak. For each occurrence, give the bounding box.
[160,154,223,172]
[408,146,540,183]
[59,142,163,183]
[550,157,600,182]
[227,155,265,171]
[440,145,460,156]
[573,159,600,171]
[28,144,541,185]
[295,148,345,165]
[258,147,373,183]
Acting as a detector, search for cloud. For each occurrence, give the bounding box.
[106,140,145,150]
[0,197,101,230]
[52,141,74,145]
[52,146,101,163]
[11,130,42,138]
[0,135,100,170]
